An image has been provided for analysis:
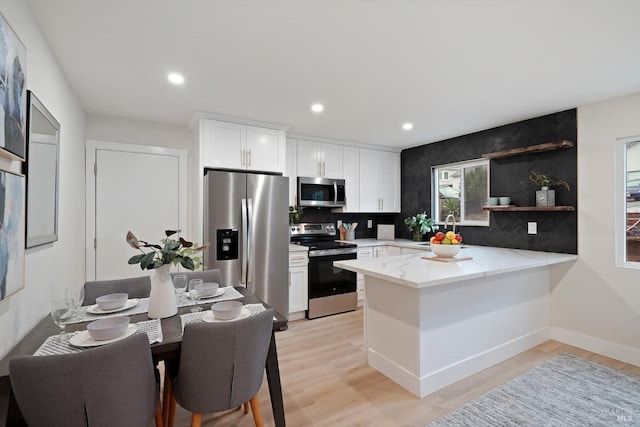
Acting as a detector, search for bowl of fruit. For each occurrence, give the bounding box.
[429,231,463,258]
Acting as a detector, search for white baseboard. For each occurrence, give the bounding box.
[288,311,306,321]
[369,327,550,398]
[551,327,640,366]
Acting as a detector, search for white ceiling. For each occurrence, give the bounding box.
[25,0,640,149]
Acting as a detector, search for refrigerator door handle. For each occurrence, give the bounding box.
[247,198,254,284]
[241,198,248,284]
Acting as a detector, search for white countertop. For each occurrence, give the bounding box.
[334,245,577,289]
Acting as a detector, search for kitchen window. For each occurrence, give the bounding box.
[432,159,489,226]
[618,137,640,266]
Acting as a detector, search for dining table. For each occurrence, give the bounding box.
[0,286,288,427]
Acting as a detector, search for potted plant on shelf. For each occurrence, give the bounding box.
[127,230,209,319]
[404,212,439,242]
[528,171,570,207]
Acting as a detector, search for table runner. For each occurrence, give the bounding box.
[67,298,151,324]
[33,319,162,356]
[180,303,267,328]
[66,286,244,325]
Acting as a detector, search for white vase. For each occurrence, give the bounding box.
[148,263,177,319]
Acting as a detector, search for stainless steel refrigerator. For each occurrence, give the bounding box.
[203,168,289,319]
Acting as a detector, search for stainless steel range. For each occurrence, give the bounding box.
[290,223,358,319]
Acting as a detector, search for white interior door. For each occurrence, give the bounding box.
[86,140,187,281]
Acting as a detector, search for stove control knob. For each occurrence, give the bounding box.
[325,224,335,233]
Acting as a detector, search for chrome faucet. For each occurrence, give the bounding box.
[444,214,456,234]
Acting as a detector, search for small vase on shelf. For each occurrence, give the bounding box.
[412,231,423,242]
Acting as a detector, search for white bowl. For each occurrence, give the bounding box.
[430,243,461,258]
[211,301,243,320]
[86,316,130,340]
[95,293,129,310]
[199,282,219,298]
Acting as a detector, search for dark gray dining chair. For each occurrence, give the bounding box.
[170,268,223,286]
[83,275,152,305]
[10,333,164,427]
[167,309,274,427]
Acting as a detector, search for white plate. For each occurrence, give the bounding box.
[199,287,225,299]
[86,298,139,314]
[69,324,137,347]
[202,307,250,323]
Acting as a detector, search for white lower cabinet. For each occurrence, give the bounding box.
[356,247,373,307]
[288,251,309,320]
[373,246,388,258]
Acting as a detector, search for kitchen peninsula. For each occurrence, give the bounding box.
[335,246,577,398]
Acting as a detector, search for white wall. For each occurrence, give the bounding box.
[86,115,190,150]
[0,0,86,358]
[551,92,640,365]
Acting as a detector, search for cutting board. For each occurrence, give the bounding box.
[377,224,395,240]
[422,255,473,262]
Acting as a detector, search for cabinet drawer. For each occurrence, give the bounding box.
[289,253,309,267]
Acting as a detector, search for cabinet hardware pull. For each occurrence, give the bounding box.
[322,162,326,176]
[317,161,321,175]
[241,149,246,166]
[248,149,252,166]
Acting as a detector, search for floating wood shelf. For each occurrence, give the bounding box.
[483,206,575,212]
[481,140,574,159]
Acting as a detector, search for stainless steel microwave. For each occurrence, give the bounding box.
[297,177,346,208]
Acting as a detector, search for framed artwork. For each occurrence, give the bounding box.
[0,12,27,161]
[0,168,25,301]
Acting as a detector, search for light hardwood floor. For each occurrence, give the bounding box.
[169,308,640,427]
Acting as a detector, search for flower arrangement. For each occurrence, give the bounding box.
[126,230,209,270]
[404,212,438,241]
[528,171,570,191]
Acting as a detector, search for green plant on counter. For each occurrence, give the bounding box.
[289,205,304,224]
[528,170,570,191]
[404,212,438,242]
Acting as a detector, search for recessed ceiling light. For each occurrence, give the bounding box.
[311,103,324,113]
[402,122,413,131]
[167,73,185,85]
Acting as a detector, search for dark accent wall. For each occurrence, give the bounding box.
[400,109,577,254]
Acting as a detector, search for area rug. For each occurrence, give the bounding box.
[427,353,640,426]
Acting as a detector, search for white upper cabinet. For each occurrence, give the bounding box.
[342,146,359,212]
[285,138,298,206]
[201,119,285,173]
[201,120,245,169]
[359,148,400,212]
[245,125,286,172]
[297,139,343,178]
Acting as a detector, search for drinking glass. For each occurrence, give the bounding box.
[188,279,203,313]
[173,274,188,306]
[65,286,85,319]
[50,297,73,341]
